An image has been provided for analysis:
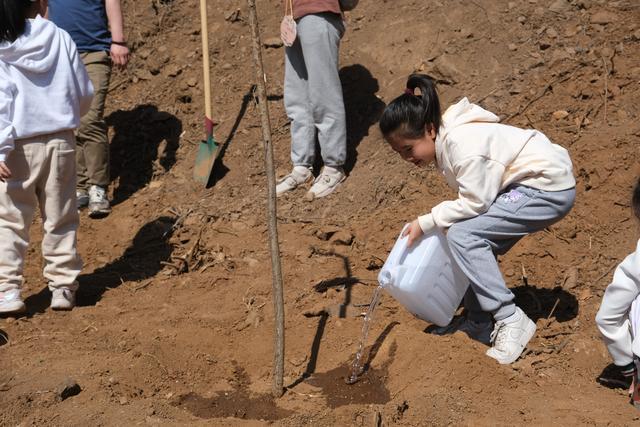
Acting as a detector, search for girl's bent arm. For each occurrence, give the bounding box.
[419,155,505,233]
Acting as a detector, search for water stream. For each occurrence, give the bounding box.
[346,285,384,385]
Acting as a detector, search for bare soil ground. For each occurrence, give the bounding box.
[2,0,640,425]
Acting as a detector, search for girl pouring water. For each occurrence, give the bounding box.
[378,74,576,364]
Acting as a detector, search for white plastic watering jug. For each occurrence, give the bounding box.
[378,225,469,327]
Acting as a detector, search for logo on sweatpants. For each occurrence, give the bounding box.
[499,189,524,203]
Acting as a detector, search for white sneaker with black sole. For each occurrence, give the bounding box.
[88,185,111,219]
[0,289,26,314]
[486,307,536,364]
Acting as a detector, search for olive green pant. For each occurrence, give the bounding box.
[77,51,112,190]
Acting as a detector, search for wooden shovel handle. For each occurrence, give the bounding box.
[199,0,212,120]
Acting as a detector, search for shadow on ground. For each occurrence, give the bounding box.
[107,105,182,205]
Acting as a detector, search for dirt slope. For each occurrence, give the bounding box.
[1,0,640,425]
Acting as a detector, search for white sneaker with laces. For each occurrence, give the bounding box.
[0,289,26,314]
[276,166,313,196]
[486,307,536,364]
[431,316,493,345]
[306,166,345,199]
[51,287,76,311]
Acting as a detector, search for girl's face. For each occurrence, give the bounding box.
[388,127,437,168]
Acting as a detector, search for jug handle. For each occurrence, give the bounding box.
[379,223,411,287]
[388,223,411,266]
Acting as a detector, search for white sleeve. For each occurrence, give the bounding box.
[418,156,505,233]
[596,244,640,366]
[0,79,16,162]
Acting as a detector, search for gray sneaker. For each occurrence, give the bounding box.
[77,189,89,210]
[88,185,111,219]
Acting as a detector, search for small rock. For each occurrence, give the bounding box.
[552,110,570,120]
[164,64,182,78]
[186,77,198,87]
[224,9,241,22]
[549,0,571,13]
[460,28,473,38]
[508,43,517,51]
[263,37,284,49]
[590,11,617,25]
[331,230,354,246]
[314,227,337,241]
[56,378,81,401]
[120,396,129,405]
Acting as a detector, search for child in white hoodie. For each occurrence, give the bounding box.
[596,178,640,408]
[379,74,576,364]
[0,0,94,313]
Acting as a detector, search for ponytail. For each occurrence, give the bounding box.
[379,74,441,140]
[633,177,640,221]
[0,0,32,43]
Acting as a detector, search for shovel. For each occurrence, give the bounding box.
[193,0,218,185]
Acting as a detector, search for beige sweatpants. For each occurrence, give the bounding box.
[0,130,82,292]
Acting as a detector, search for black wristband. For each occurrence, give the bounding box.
[111,40,127,47]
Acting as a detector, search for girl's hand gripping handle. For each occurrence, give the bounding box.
[402,219,424,247]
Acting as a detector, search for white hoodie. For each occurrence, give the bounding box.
[418,98,576,233]
[0,16,94,162]
[596,239,640,366]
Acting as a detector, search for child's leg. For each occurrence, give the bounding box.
[0,142,39,293]
[447,185,576,321]
[36,132,82,292]
[284,32,315,168]
[296,13,346,168]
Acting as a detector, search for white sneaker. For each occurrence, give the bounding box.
[51,287,76,311]
[88,185,111,219]
[486,307,536,364]
[276,166,313,196]
[306,166,346,199]
[0,289,26,314]
[431,316,493,345]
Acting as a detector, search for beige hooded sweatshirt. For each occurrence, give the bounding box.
[418,98,575,233]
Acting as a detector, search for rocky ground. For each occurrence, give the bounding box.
[1,0,640,425]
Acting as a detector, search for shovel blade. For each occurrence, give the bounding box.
[193,134,219,185]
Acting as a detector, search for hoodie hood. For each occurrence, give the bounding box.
[438,97,499,141]
[0,16,60,74]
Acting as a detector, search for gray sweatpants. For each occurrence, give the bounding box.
[446,185,576,322]
[284,12,346,168]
